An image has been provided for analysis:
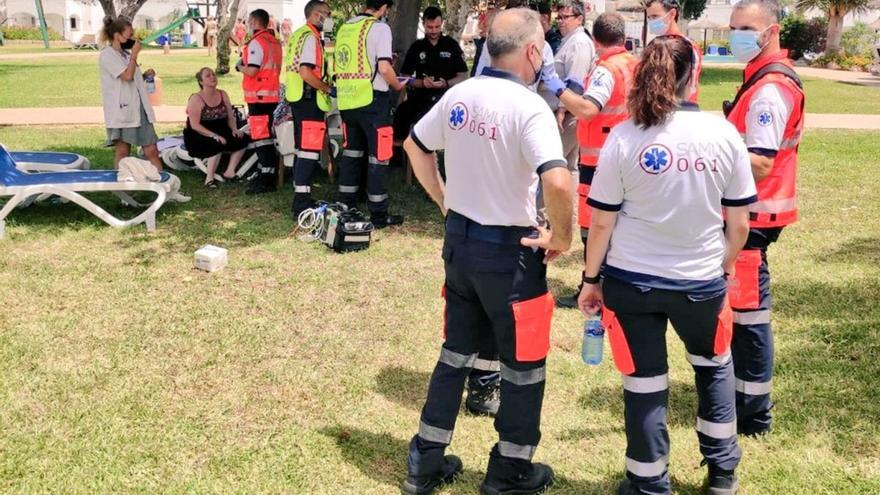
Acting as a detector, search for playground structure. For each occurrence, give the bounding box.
[142,1,221,48]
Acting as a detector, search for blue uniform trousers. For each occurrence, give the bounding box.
[408,212,552,478]
[603,276,741,495]
[731,228,781,435]
[338,91,392,221]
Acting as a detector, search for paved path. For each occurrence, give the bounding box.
[3,106,880,130]
[706,61,880,87]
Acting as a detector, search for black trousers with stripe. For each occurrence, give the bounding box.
[408,213,550,477]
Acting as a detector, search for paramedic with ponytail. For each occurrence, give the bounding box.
[577,36,754,495]
[725,0,804,438]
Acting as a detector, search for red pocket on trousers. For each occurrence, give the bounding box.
[376,126,394,162]
[301,120,326,151]
[603,307,636,375]
[512,293,555,362]
[248,115,270,140]
[714,297,734,355]
[728,250,761,310]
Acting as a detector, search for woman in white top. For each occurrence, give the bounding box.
[98,16,162,171]
[577,36,756,495]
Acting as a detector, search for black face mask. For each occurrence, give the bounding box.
[529,46,542,86]
[121,39,135,50]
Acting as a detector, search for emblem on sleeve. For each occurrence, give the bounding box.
[757,111,773,127]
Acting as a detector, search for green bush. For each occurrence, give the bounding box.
[781,15,829,59]
[841,22,879,58]
[0,25,62,41]
[133,28,154,41]
[811,52,872,71]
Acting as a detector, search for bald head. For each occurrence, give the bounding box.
[487,8,544,60]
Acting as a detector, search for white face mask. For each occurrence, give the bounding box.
[322,16,335,33]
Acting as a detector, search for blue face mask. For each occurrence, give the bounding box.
[729,28,765,63]
[648,13,669,35]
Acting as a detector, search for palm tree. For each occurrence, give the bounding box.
[796,0,873,54]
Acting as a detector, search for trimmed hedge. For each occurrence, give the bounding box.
[1,25,63,41]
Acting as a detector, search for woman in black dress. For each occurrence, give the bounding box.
[184,67,249,187]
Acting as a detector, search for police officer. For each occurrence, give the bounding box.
[646,0,703,102]
[725,0,804,437]
[285,0,333,218]
[394,6,469,148]
[400,9,573,495]
[552,12,638,308]
[334,0,407,228]
[578,35,753,495]
[237,9,283,195]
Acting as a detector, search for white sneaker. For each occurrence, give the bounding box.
[168,191,191,203]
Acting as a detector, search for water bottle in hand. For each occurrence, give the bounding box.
[582,314,604,365]
[145,75,156,94]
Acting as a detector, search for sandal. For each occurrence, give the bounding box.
[204,180,218,189]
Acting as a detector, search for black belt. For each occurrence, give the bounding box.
[446,211,536,245]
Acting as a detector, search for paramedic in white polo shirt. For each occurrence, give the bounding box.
[400,8,573,495]
[577,37,754,495]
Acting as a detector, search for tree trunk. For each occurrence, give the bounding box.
[824,8,845,55]
[1,0,8,24]
[389,0,421,67]
[444,0,477,38]
[97,0,116,19]
[216,0,242,75]
[96,0,151,21]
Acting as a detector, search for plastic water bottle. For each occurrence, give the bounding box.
[582,314,604,365]
[145,75,156,94]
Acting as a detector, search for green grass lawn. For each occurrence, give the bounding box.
[0,126,878,493]
[1,51,879,115]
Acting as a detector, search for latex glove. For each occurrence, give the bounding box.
[544,74,565,97]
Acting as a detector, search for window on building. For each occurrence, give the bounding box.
[145,18,154,30]
[70,16,78,30]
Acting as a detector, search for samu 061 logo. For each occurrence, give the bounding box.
[639,144,673,174]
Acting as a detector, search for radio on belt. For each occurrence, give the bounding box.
[316,202,374,252]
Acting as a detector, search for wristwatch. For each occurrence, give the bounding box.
[582,273,601,285]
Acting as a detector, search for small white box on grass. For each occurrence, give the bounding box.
[194,245,228,272]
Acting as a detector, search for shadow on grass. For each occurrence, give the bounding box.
[819,236,880,266]
[320,425,624,494]
[2,162,448,249]
[375,366,430,411]
[577,379,700,430]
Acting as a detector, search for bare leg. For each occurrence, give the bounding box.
[114,140,131,169]
[142,144,163,171]
[205,154,222,183]
[223,148,246,179]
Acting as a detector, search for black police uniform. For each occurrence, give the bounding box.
[393,35,468,141]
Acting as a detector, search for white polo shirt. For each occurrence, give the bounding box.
[589,105,758,281]
[411,68,566,227]
[473,42,556,92]
[744,83,794,156]
[582,65,615,110]
[99,47,155,129]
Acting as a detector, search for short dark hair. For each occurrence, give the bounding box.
[530,2,552,15]
[366,0,394,10]
[645,0,681,21]
[249,9,270,28]
[304,0,328,18]
[593,12,626,47]
[423,6,442,21]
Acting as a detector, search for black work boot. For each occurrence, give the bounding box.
[246,174,277,195]
[401,455,463,495]
[616,479,639,495]
[372,213,405,229]
[706,463,739,495]
[556,278,583,309]
[465,373,500,417]
[481,454,554,495]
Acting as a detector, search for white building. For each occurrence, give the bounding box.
[4,0,308,43]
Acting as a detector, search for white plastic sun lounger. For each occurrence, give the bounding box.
[10,151,91,172]
[0,147,170,239]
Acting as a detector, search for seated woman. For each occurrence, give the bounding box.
[184,67,249,188]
